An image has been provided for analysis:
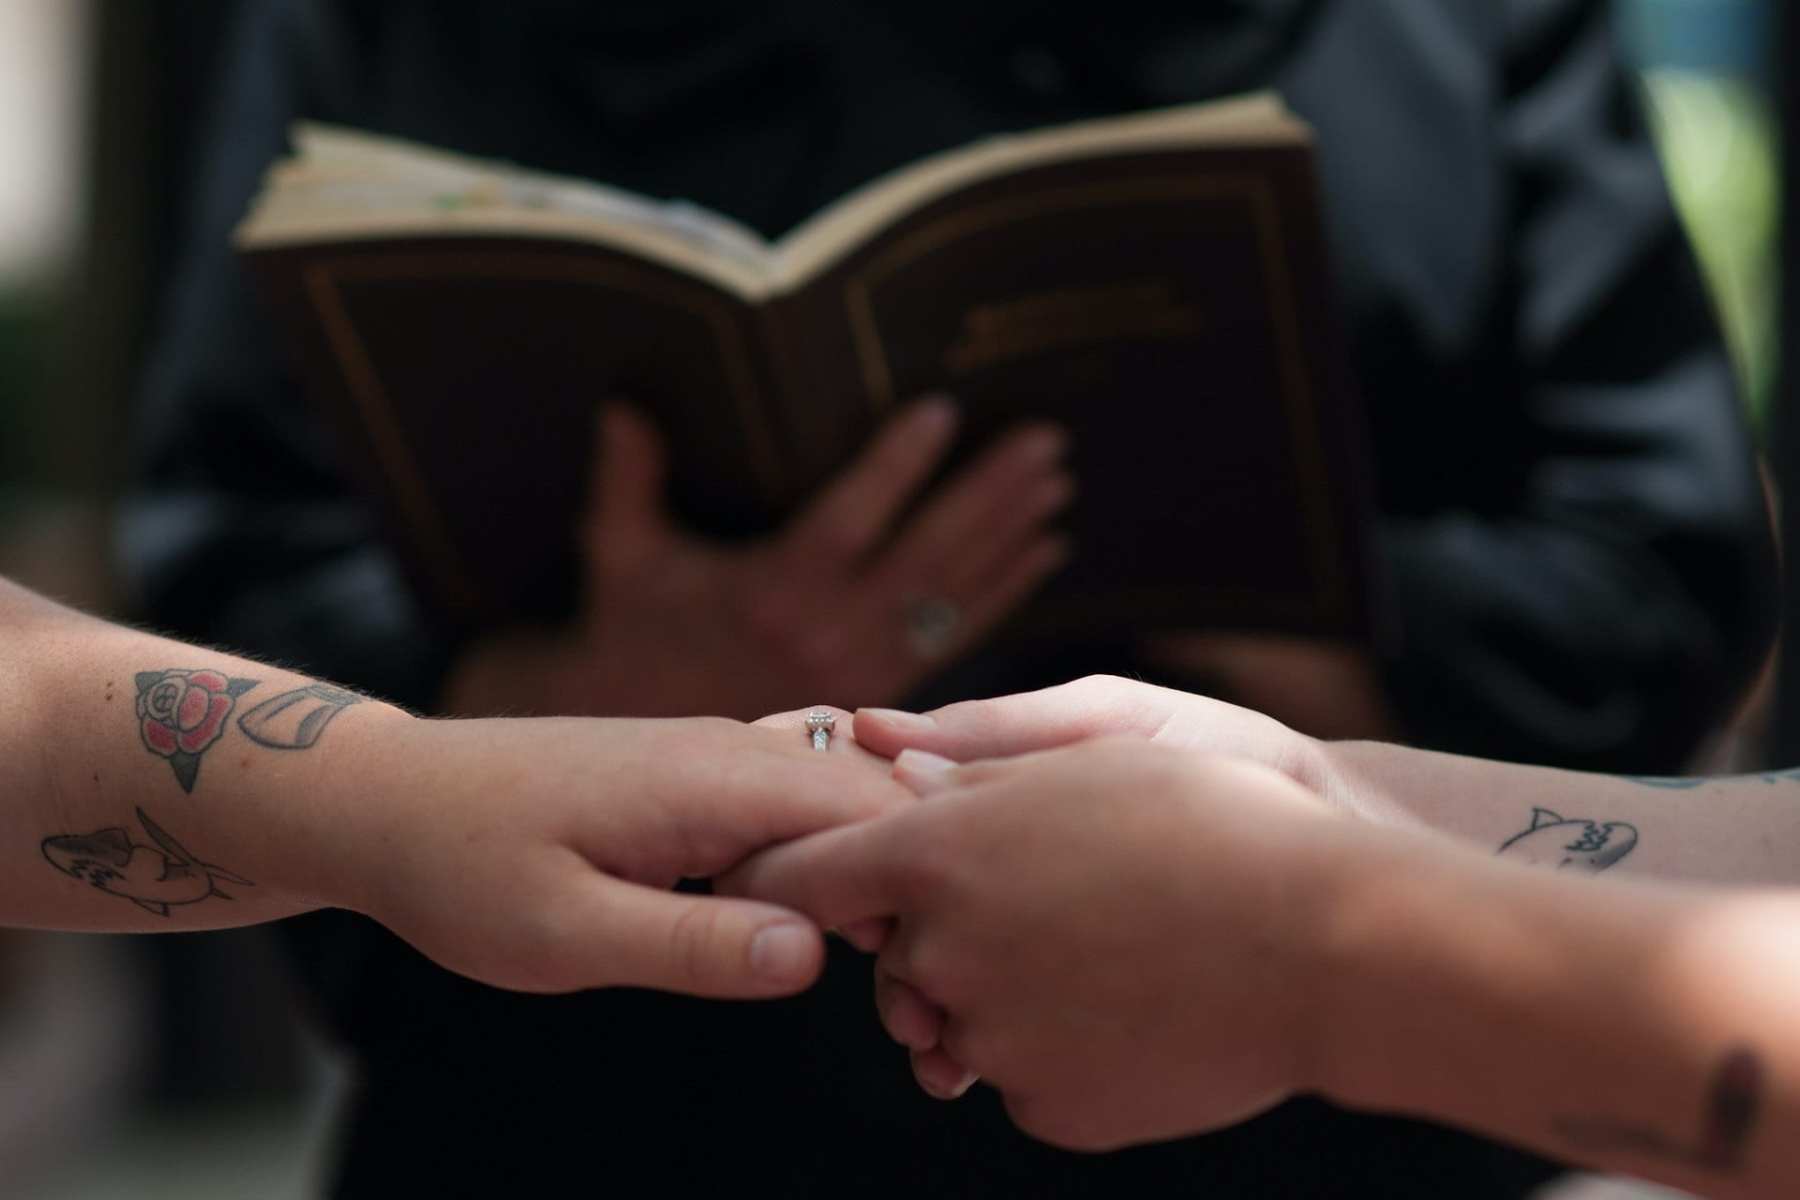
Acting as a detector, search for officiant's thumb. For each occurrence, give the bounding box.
[585,403,674,570]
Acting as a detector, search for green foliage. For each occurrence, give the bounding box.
[1640,70,1781,433]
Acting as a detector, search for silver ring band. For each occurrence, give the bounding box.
[805,710,836,752]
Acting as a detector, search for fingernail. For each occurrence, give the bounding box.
[947,1071,980,1099]
[894,749,959,796]
[1036,474,1076,512]
[862,707,935,733]
[896,748,956,776]
[1021,425,1069,463]
[750,923,816,985]
[912,395,958,438]
[918,1059,980,1101]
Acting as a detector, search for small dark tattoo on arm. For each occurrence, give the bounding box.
[1623,767,1800,790]
[41,808,253,917]
[236,684,362,749]
[1552,1047,1764,1173]
[1620,775,1705,790]
[1497,808,1638,872]
[135,669,258,792]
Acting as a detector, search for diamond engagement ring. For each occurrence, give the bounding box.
[805,710,836,752]
[904,596,962,660]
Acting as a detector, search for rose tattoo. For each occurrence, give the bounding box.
[135,669,258,792]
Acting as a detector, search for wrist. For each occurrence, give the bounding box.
[1302,828,1516,1116]
[1272,819,1386,1106]
[271,701,423,917]
[1282,732,1384,827]
[1299,831,1433,1111]
[1310,739,1419,833]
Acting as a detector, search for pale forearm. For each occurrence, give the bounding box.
[1319,841,1800,1198]
[0,578,410,931]
[0,578,896,998]
[1321,740,1800,886]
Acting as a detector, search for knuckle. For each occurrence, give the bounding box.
[905,821,971,888]
[938,1021,996,1076]
[889,848,952,909]
[794,629,849,675]
[739,585,842,672]
[876,978,936,1048]
[867,430,925,478]
[884,928,962,1004]
[810,516,871,562]
[749,707,804,731]
[741,586,798,643]
[879,934,933,993]
[665,901,724,990]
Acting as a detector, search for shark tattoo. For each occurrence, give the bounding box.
[1497,808,1638,873]
[42,808,253,917]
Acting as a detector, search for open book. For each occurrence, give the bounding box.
[236,93,1375,641]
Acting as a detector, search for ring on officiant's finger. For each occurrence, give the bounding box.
[903,596,962,660]
[805,710,836,752]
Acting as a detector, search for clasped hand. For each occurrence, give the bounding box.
[362,677,1380,1152]
[722,676,1405,1150]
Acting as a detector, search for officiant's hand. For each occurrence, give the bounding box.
[443,397,1071,718]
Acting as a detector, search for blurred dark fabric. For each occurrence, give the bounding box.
[119,0,1775,1195]
[39,0,239,501]
[1773,2,1800,758]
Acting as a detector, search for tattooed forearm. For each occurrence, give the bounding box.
[134,670,361,789]
[1551,1047,1763,1173]
[1623,768,1800,790]
[135,669,258,792]
[41,807,253,917]
[1497,808,1638,872]
[237,684,362,749]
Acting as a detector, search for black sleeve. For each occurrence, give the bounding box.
[118,0,458,710]
[1376,0,1778,771]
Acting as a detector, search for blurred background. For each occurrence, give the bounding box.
[0,0,1785,1196]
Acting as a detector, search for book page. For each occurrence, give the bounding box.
[236,96,1307,304]
[236,125,781,299]
[773,92,1307,287]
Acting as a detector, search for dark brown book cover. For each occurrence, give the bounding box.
[239,103,1377,644]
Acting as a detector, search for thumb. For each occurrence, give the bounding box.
[580,880,828,999]
[585,404,674,574]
